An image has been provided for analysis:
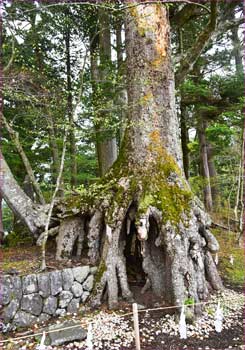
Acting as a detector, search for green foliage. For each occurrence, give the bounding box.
[180,79,213,99]
[206,123,234,151]
[2,204,14,233]
[3,231,33,248]
[184,297,195,306]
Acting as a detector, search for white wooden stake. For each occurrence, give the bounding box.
[36,331,46,350]
[229,254,234,265]
[86,323,93,350]
[214,301,223,333]
[215,253,219,265]
[179,305,187,339]
[133,303,141,350]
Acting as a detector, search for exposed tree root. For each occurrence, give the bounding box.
[52,166,223,312]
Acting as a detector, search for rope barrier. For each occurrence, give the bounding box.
[0,293,243,345]
[117,295,245,318]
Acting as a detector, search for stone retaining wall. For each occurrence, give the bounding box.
[1,266,96,329]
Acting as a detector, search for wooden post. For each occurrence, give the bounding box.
[133,303,141,350]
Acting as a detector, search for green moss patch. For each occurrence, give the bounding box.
[60,130,192,229]
[212,228,244,287]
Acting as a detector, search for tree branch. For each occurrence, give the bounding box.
[175,0,218,87]
[171,4,207,27]
[123,0,210,13]
[3,35,15,73]
[22,0,211,14]
[2,113,46,205]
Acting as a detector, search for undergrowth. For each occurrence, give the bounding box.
[212,228,244,287]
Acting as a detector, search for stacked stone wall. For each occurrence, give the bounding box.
[0,266,96,328]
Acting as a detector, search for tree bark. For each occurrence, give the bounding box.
[0,195,4,245]
[0,152,47,236]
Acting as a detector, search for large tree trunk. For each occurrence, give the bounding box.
[0,152,47,236]
[55,3,222,312]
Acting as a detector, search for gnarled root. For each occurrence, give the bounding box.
[55,216,84,260]
[53,177,222,314]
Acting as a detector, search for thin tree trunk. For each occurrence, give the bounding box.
[2,113,46,205]
[65,15,77,188]
[46,112,60,184]
[240,127,245,233]
[23,175,35,201]
[180,102,189,179]
[116,19,127,144]
[198,119,213,211]
[207,143,219,210]
[93,8,117,176]
[231,23,243,74]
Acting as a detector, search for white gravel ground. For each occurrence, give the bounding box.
[2,288,244,350]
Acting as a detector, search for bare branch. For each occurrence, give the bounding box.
[40,127,68,271]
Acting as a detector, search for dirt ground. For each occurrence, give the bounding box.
[2,243,90,275]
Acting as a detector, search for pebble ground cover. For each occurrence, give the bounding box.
[1,287,244,350]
